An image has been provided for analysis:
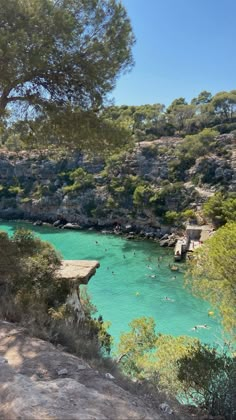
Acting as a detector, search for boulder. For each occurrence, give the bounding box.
[63,223,81,230]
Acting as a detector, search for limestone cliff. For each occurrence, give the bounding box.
[0,134,235,233]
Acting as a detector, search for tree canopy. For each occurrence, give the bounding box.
[0,0,134,117]
[0,0,135,152]
[117,317,235,416]
[187,222,236,336]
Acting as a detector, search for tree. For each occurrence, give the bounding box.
[117,317,236,417]
[191,91,212,105]
[0,0,134,118]
[187,222,236,335]
[0,0,135,152]
[211,91,236,122]
[203,193,236,227]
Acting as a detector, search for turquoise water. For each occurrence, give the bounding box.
[0,221,224,348]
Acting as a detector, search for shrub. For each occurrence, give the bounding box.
[117,317,236,418]
[63,168,94,193]
[163,210,179,224]
[203,192,236,226]
[0,229,112,358]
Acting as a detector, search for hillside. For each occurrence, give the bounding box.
[0,132,235,235]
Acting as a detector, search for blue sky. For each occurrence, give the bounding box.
[112,0,236,106]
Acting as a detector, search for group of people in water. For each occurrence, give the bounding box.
[95,238,212,332]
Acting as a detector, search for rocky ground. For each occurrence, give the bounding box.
[0,321,195,420]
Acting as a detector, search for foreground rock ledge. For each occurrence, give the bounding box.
[56,260,100,284]
[0,321,190,420]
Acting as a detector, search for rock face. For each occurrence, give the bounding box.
[0,321,188,420]
[0,134,235,230]
[56,260,100,322]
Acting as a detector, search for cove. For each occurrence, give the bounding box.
[0,221,224,348]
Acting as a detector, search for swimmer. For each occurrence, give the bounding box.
[163,296,174,302]
[150,275,156,278]
[171,276,176,280]
[112,271,115,275]
[133,252,136,256]
[135,291,140,296]
[123,255,126,259]
[196,324,209,329]
[146,265,152,270]
[95,241,99,245]
[191,326,198,331]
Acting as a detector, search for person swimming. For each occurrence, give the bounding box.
[191,326,198,331]
[196,324,208,329]
[163,296,174,302]
[191,324,208,331]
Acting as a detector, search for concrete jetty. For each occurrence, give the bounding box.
[174,224,213,261]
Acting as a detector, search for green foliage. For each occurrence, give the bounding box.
[8,185,24,195]
[63,168,94,193]
[103,103,166,141]
[0,229,112,356]
[187,223,236,335]
[181,209,196,221]
[149,182,191,217]
[211,91,236,122]
[0,229,63,310]
[117,317,236,417]
[203,193,236,226]
[117,317,157,377]
[169,128,219,180]
[0,0,134,117]
[163,210,179,224]
[133,184,153,207]
[0,183,24,198]
[0,0,135,153]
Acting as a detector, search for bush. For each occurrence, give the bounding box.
[0,229,112,358]
[63,168,94,193]
[163,210,179,224]
[203,192,236,226]
[117,317,236,418]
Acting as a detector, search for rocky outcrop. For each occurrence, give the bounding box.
[56,260,100,322]
[0,134,235,231]
[0,321,190,419]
